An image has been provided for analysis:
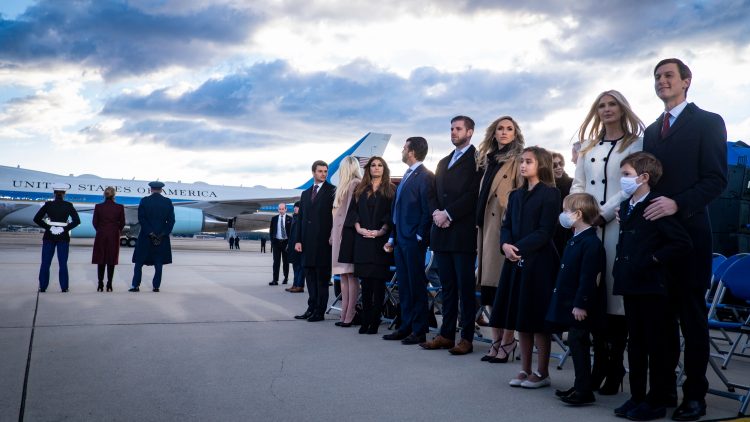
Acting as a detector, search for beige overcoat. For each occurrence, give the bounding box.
[331,178,360,274]
[477,157,522,288]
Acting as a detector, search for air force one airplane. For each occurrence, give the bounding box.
[0,132,391,244]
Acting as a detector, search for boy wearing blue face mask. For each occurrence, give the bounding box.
[612,152,692,421]
[547,192,607,406]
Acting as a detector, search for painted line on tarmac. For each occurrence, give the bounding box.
[17,289,39,422]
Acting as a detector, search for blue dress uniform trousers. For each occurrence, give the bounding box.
[39,240,70,291]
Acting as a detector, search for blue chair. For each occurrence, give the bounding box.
[383,248,434,330]
[707,255,750,416]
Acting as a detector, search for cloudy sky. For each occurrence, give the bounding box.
[1,0,748,189]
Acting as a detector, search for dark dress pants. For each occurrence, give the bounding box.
[272,239,289,281]
[435,251,476,341]
[39,240,70,290]
[305,266,331,316]
[624,294,676,405]
[568,326,593,393]
[666,217,711,401]
[394,241,429,335]
[132,262,163,289]
[292,260,305,288]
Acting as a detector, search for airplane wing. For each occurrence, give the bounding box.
[176,195,300,219]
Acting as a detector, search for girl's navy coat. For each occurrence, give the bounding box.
[491,182,560,333]
[546,227,607,329]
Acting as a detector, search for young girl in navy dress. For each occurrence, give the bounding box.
[546,193,606,405]
[490,146,560,389]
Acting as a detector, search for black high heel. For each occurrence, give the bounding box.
[358,324,369,334]
[489,339,517,363]
[97,281,104,292]
[106,281,112,292]
[366,320,380,334]
[481,340,502,362]
[598,370,625,395]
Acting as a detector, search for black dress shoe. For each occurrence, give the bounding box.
[294,311,313,320]
[269,281,278,286]
[39,288,46,293]
[382,331,409,341]
[128,287,140,292]
[61,289,68,292]
[671,400,706,421]
[307,314,324,322]
[627,402,666,421]
[401,333,426,345]
[555,386,576,398]
[152,288,160,292]
[282,279,288,284]
[615,399,642,417]
[561,390,596,406]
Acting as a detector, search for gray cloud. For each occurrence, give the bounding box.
[0,0,260,79]
[98,59,588,149]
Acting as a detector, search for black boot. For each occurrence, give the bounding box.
[106,281,112,292]
[590,331,608,392]
[97,281,104,292]
[600,315,627,395]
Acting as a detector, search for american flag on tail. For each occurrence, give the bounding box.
[355,156,370,168]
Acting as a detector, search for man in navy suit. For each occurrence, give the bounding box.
[642,58,727,421]
[421,116,481,355]
[383,137,435,345]
[293,161,336,322]
[130,181,175,292]
[269,203,292,285]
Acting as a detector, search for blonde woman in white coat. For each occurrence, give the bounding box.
[571,89,644,394]
[330,156,362,327]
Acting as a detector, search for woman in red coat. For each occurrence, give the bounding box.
[92,187,126,292]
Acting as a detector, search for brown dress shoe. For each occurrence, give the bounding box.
[449,338,474,355]
[419,335,455,350]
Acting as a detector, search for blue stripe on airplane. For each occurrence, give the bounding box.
[295,132,369,190]
[0,190,192,205]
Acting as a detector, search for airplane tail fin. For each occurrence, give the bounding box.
[296,132,391,189]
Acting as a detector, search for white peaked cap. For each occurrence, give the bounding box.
[51,183,69,192]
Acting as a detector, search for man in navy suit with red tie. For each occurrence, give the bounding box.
[642,58,727,421]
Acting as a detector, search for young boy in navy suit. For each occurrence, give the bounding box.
[546,193,606,406]
[612,152,692,421]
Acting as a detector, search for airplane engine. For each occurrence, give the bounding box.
[69,207,225,239]
[70,212,96,238]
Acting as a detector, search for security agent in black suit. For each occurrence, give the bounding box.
[269,203,292,285]
[294,161,336,322]
[420,116,481,355]
[642,58,727,421]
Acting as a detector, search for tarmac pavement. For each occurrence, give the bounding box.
[0,233,746,421]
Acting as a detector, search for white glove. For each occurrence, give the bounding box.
[50,226,64,235]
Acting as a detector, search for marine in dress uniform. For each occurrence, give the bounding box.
[33,183,81,292]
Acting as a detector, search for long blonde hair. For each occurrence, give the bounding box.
[333,156,361,208]
[577,90,644,155]
[476,115,525,170]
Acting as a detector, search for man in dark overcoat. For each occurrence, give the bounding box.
[130,181,175,292]
[420,116,481,355]
[642,58,727,421]
[293,161,335,321]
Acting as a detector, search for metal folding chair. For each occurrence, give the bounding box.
[383,248,434,330]
[707,255,750,416]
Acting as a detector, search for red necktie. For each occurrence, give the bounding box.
[661,112,671,138]
[311,184,318,202]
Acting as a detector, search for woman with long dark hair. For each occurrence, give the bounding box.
[347,156,395,334]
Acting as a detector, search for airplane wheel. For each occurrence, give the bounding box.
[127,238,137,247]
[120,238,128,247]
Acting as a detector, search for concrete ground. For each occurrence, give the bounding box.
[0,233,747,422]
